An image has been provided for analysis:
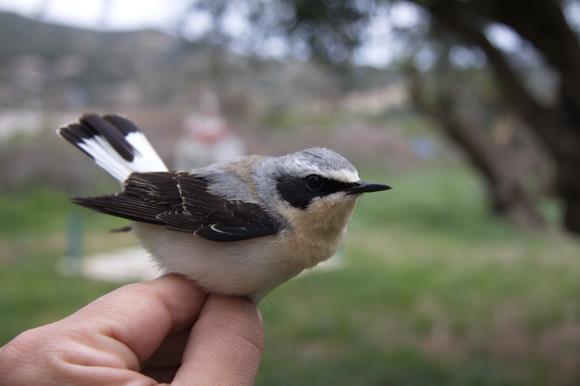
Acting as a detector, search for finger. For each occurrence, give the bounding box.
[60,332,142,371]
[59,274,206,363]
[143,329,190,368]
[59,365,159,386]
[173,295,263,386]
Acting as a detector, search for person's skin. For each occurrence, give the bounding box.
[0,274,264,386]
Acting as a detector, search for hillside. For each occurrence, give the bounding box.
[0,11,177,59]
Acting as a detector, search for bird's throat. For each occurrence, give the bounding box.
[277,196,357,268]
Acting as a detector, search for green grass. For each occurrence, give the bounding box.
[2,167,580,385]
[0,254,117,340]
[0,188,129,237]
[0,188,70,236]
[257,230,580,385]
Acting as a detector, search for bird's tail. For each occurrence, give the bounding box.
[57,113,167,182]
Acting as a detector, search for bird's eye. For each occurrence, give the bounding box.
[305,174,324,191]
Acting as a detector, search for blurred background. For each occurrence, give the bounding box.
[1,0,580,385]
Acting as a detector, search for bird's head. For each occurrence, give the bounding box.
[259,148,391,236]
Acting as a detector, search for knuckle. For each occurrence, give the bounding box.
[103,282,160,315]
[118,282,160,306]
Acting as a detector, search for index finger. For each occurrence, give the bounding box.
[173,295,263,386]
[60,274,206,362]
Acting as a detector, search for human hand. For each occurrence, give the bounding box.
[0,274,263,386]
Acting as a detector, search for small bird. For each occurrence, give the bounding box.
[58,113,391,301]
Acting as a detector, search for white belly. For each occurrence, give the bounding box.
[133,195,358,300]
[134,223,328,300]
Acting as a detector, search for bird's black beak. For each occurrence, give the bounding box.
[346,181,392,195]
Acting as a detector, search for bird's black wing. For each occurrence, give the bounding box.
[73,171,281,242]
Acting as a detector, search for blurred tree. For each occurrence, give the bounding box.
[414,0,580,233]
[408,64,547,230]
[187,0,580,235]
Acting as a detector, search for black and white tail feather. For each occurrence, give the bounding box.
[57,113,167,182]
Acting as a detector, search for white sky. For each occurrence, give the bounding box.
[0,0,175,30]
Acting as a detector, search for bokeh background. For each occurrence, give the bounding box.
[1,1,580,385]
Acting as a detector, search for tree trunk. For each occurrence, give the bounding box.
[408,67,546,231]
[415,0,580,235]
[479,0,580,233]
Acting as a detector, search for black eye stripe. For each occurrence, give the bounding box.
[305,174,356,196]
[314,176,357,195]
[276,175,358,209]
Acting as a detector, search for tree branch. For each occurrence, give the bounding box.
[412,0,579,161]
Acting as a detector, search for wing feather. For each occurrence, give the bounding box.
[73,171,280,242]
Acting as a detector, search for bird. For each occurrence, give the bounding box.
[58,113,391,302]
